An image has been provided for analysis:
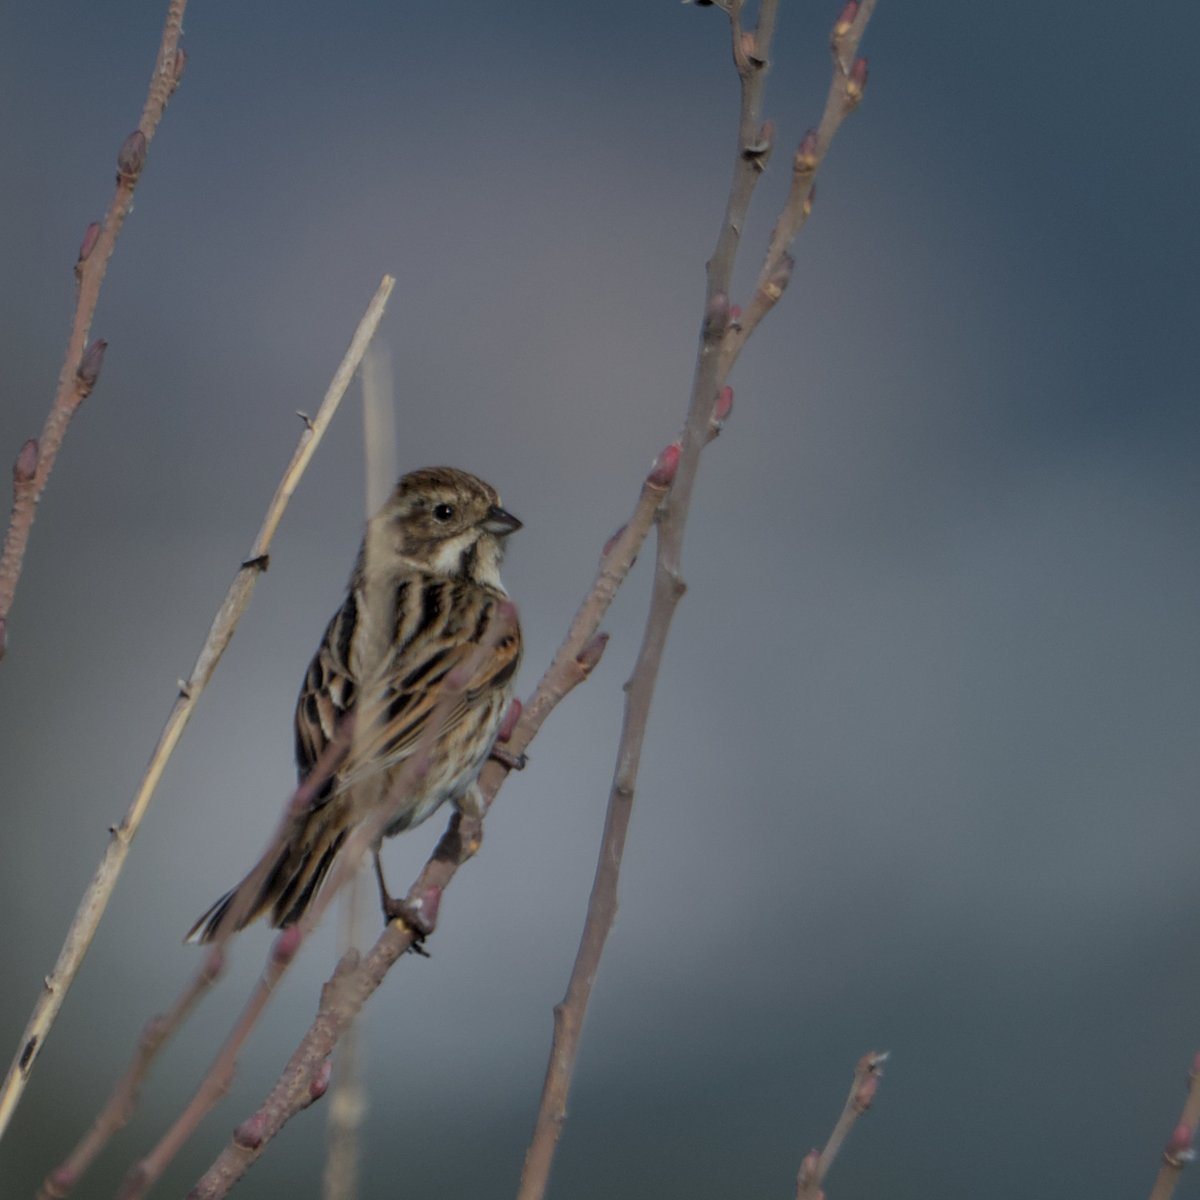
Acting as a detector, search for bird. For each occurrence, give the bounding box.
[187,466,522,944]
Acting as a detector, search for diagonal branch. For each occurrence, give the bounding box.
[0,0,187,660]
[0,275,395,1146]
[796,1051,887,1199]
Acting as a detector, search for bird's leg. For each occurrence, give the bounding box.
[373,850,431,954]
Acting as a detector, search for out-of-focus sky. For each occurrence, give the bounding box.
[2,2,1199,1196]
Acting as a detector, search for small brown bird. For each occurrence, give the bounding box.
[188,467,522,943]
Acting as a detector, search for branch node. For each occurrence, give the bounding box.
[296,410,315,431]
[13,439,39,485]
[844,57,869,110]
[575,631,609,676]
[116,131,148,183]
[76,339,108,393]
[241,554,270,572]
[647,442,681,488]
[76,222,101,276]
[742,118,775,171]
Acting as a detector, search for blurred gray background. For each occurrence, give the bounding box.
[2,2,1199,1196]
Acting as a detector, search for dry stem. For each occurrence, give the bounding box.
[795,1051,887,1198]
[0,276,395,1144]
[0,0,187,658]
[516,5,877,1197]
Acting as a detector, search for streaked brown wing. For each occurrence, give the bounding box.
[344,615,520,781]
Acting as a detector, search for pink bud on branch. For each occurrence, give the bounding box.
[576,631,609,675]
[77,221,101,269]
[171,47,188,85]
[309,1057,333,1102]
[602,524,627,558]
[833,1,859,40]
[1165,1122,1196,1166]
[116,130,147,181]
[76,339,107,391]
[796,129,819,174]
[14,439,39,484]
[845,57,869,109]
[234,1115,266,1150]
[647,442,681,488]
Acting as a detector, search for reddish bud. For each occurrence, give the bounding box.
[271,923,303,965]
[116,130,147,180]
[76,339,107,390]
[846,57,869,107]
[234,1114,266,1149]
[853,1072,879,1111]
[833,0,859,39]
[77,221,101,268]
[171,47,188,84]
[602,523,627,557]
[1167,1123,1194,1158]
[497,697,522,743]
[711,386,734,428]
[310,1057,333,1101]
[577,631,609,675]
[647,442,681,487]
[14,438,38,484]
[796,129,819,173]
[729,303,742,323]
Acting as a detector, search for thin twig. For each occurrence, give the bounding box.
[36,949,226,1200]
[517,4,877,1195]
[0,275,395,1145]
[1148,1053,1200,1200]
[38,724,358,1200]
[0,0,187,660]
[795,1051,887,1199]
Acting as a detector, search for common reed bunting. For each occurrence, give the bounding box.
[188,467,522,943]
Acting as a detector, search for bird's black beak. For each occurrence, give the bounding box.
[483,505,522,536]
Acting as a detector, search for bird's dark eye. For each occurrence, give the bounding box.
[432,503,455,522]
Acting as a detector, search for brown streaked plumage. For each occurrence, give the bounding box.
[187,467,522,943]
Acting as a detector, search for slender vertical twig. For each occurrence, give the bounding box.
[0,0,187,660]
[517,4,877,1196]
[0,276,395,1145]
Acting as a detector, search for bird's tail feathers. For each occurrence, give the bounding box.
[185,808,349,945]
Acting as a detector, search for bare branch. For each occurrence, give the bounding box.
[517,4,878,1196]
[796,1051,887,1199]
[36,949,225,1200]
[0,275,396,1145]
[1148,1053,1200,1200]
[0,0,187,656]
